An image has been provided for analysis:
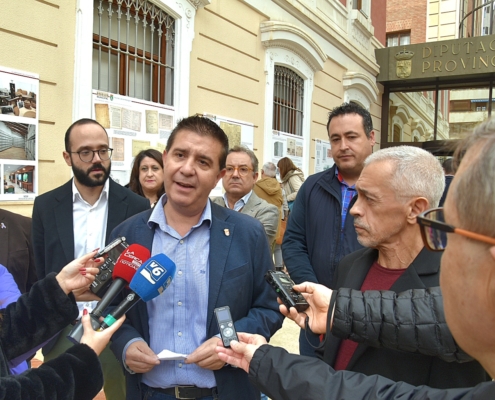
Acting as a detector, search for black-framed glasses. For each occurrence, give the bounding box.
[417,207,495,251]
[69,148,113,163]
[225,165,254,177]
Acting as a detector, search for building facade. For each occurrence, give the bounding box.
[1,0,384,215]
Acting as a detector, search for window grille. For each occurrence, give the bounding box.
[92,0,175,105]
[273,66,304,136]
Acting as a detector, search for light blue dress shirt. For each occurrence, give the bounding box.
[141,195,216,389]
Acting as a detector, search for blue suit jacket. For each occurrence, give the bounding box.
[109,201,284,400]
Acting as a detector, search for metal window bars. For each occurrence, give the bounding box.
[93,0,175,105]
[273,66,304,136]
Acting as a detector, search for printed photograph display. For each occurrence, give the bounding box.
[93,90,174,186]
[0,67,39,201]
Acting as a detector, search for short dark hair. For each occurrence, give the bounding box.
[326,102,373,138]
[166,115,229,169]
[128,149,165,199]
[227,145,259,173]
[64,118,107,152]
[442,158,455,175]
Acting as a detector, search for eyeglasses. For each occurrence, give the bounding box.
[417,207,495,251]
[225,165,254,177]
[69,148,113,163]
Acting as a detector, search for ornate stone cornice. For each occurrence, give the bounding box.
[260,21,326,72]
[186,0,210,9]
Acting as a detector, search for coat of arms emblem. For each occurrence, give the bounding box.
[395,49,415,78]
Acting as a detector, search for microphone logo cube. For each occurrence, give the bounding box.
[140,260,168,284]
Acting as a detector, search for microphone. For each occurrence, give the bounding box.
[100,253,176,329]
[66,244,150,344]
[92,244,150,318]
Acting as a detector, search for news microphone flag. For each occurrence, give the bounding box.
[100,253,176,329]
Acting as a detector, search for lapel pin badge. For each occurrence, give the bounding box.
[1,223,6,229]
[224,228,230,237]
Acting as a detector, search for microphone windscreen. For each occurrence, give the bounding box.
[129,253,176,302]
[112,244,151,282]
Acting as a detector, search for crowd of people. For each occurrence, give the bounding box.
[1,102,495,400]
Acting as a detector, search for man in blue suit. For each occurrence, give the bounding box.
[109,115,284,400]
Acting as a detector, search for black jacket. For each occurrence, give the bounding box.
[249,345,495,400]
[321,247,487,388]
[330,287,473,363]
[0,273,103,399]
[32,178,150,279]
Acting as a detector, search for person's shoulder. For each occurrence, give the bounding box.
[34,180,72,206]
[0,208,30,223]
[210,196,225,206]
[339,247,374,267]
[211,201,260,226]
[109,179,149,207]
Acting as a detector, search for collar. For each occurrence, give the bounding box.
[148,193,213,231]
[223,190,253,211]
[72,178,109,205]
[335,166,355,188]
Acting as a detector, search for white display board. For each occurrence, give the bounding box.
[92,90,174,186]
[314,138,334,173]
[0,67,39,201]
[202,113,254,197]
[270,130,304,169]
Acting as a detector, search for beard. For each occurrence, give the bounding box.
[72,162,111,188]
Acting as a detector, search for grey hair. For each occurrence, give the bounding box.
[364,146,445,207]
[452,118,495,238]
[262,162,277,177]
[227,145,259,173]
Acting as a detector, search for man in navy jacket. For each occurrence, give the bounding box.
[283,102,375,355]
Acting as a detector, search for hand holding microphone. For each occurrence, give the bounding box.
[67,244,150,343]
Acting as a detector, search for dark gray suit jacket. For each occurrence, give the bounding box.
[32,178,150,280]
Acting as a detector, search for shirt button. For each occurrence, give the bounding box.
[178,363,183,368]
[178,332,182,337]
[180,239,184,244]
[178,301,182,306]
[178,271,183,276]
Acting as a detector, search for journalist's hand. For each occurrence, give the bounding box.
[80,312,125,356]
[215,332,267,373]
[56,251,103,295]
[279,282,332,335]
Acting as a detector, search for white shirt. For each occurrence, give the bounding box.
[72,179,109,315]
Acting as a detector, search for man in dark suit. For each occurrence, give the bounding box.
[320,146,486,388]
[0,209,37,294]
[32,118,149,400]
[109,116,283,400]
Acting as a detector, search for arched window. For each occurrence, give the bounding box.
[273,66,304,136]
